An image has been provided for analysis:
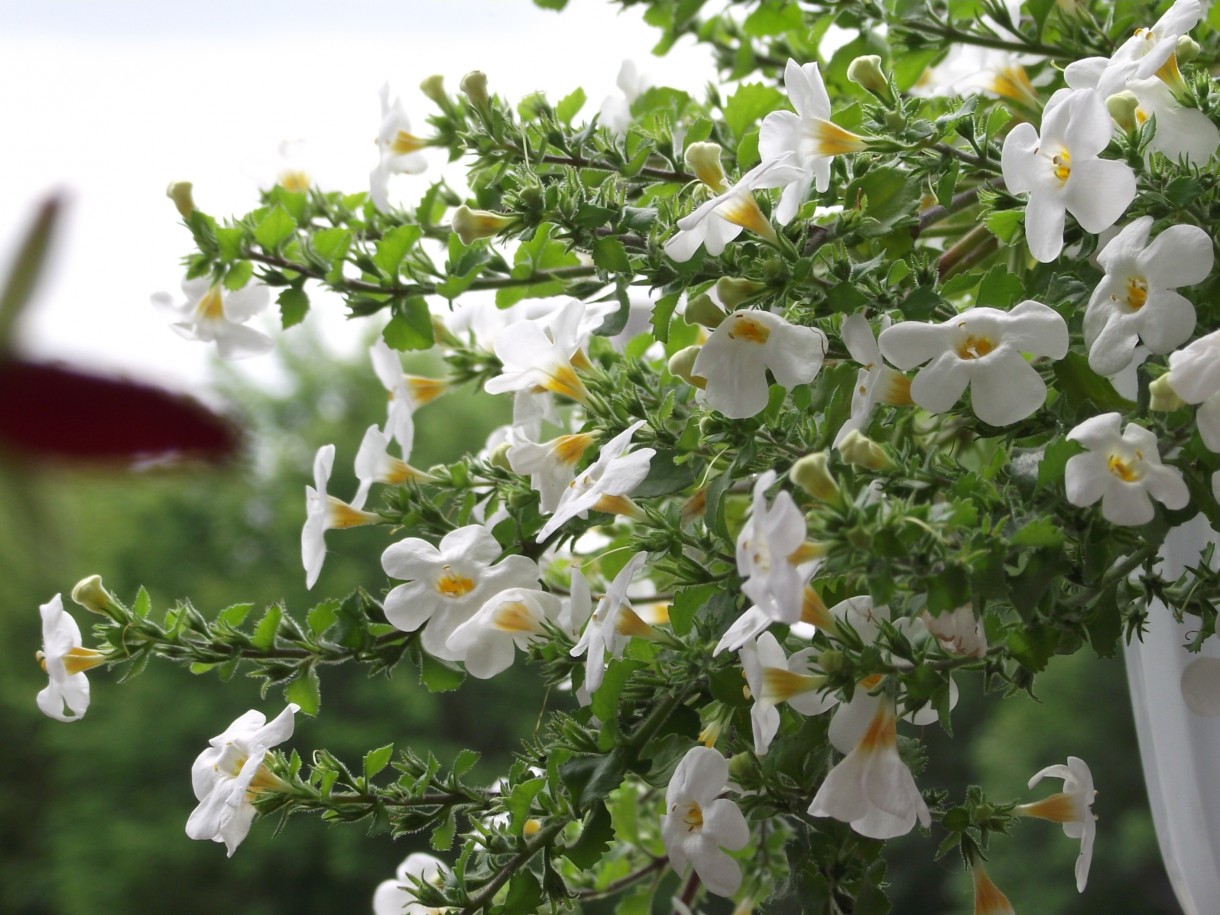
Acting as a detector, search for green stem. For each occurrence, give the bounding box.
[459,817,568,914]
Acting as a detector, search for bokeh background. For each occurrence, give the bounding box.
[1,1,1180,912]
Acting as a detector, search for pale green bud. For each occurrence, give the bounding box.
[714,277,765,310]
[684,293,726,329]
[488,442,513,472]
[71,574,123,619]
[1176,35,1201,65]
[1106,91,1141,132]
[166,181,195,219]
[451,205,515,245]
[1149,374,1186,411]
[419,74,447,105]
[847,55,888,96]
[818,649,846,675]
[836,429,895,471]
[790,452,840,502]
[460,70,489,108]
[667,345,706,389]
[684,141,728,191]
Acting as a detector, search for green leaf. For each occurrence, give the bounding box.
[1052,352,1136,412]
[846,166,921,234]
[1037,437,1081,491]
[363,744,394,780]
[651,291,679,345]
[592,236,632,274]
[311,227,351,265]
[633,449,695,498]
[532,0,567,7]
[926,564,970,615]
[223,260,254,291]
[382,296,434,351]
[250,604,282,650]
[504,872,543,914]
[1011,517,1064,547]
[506,777,547,834]
[277,287,309,329]
[743,0,802,36]
[373,225,424,278]
[420,652,465,692]
[592,659,646,724]
[1006,623,1058,672]
[215,227,246,262]
[975,264,1024,309]
[253,205,296,251]
[562,803,614,868]
[132,586,152,619]
[284,665,320,716]
[559,749,629,812]
[984,208,1024,243]
[723,82,785,139]
[306,598,340,636]
[430,808,457,851]
[556,87,586,124]
[218,602,253,627]
[452,748,481,779]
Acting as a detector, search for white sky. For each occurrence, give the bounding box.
[0,0,716,390]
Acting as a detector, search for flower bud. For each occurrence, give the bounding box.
[683,292,726,329]
[714,276,766,309]
[460,70,489,108]
[667,345,707,389]
[847,55,889,97]
[488,441,513,472]
[419,74,447,105]
[430,314,462,349]
[451,205,515,245]
[727,751,754,781]
[836,429,895,471]
[1106,91,1141,132]
[166,181,195,219]
[71,574,123,619]
[790,452,840,502]
[1176,35,1201,65]
[684,141,728,192]
[522,818,542,837]
[818,649,846,674]
[1149,373,1185,411]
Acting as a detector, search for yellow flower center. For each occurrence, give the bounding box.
[956,333,995,360]
[761,667,824,704]
[988,64,1037,108]
[406,376,449,406]
[719,194,776,242]
[553,433,595,467]
[1125,275,1149,311]
[436,567,475,599]
[1107,452,1143,482]
[680,800,704,832]
[278,170,310,193]
[727,315,771,345]
[391,130,425,155]
[490,601,542,634]
[808,118,868,156]
[1051,148,1071,184]
[327,497,380,529]
[195,285,226,322]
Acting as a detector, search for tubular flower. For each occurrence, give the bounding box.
[736,470,816,625]
[759,59,869,224]
[1016,756,1097,892]
[37,594,104,722]
[446,587,562,679]
[372,853,450,915]
[878,300,1069,426]
[598,59,650,136]
[370,83,427,212]
[353,424,433,507]
[370,340,450,458]
[507,431,598,512]
[186,704,297,856]
[1065,413,1188,525]
[835,312,911,446]
[381,524,541,662]
[972,863,1016,915]
[808,694,931,839]
[1112,0,1205,81]
[1083,216,1212,376]
[1001,88,1136,262]
[1164,330,1220,452]
[302,444,380,590]
[692,310,827,419]
[151,276,273,359]
[661,746,750,898]
[484,303,594,406]
[740,632,835,756]
[570,551,651,698]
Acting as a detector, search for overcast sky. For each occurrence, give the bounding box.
[0,0,715,390]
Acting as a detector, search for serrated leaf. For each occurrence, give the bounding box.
[306,599,340,636]
[592,236,631,274]
[373,225,424,278]
[382,296,434,351]
[277,287,309,329]
[253,205,296,250]
[223,260,254,291]
[430,808,457,850]
[1052,352,1137,412]
[723,82,785,138]
[562,803,614,867]
[215,227,245,262]
[218,602,254,627]
[743,0,802,36]
[452,748,481,779]
[251,604,282,650]
[556,87,586,124]
[975,264,1023,309]
[1011,517,1064,547]
[363,744,395,780]
[984,208,1023,243]
[284,664,320,716]
[132,586,152,619]
[420,652,465,692]
[846,166,920,233]
[507,777,547,834]
[311,227,351,265]
[650,291,679,344]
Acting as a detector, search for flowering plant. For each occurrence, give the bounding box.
[34,0,1220,911]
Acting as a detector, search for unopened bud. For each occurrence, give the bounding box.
[714,277,766,309]
[431,315,462,349]
[166,181,195,219]
[451,205,515,245]
[71,574,123,619]
[847,55,889,97]
[460,70,489,108]
[419,74,447,105]
[836,429,895,471]
[790,452,840,502]
[667,345,706,389]
[727,751,754,781]
[1150,373,1186,411]
[684,141,728,191]
[488,441,513,472]
[522,818,542,837]
[684,292,726,329]
[1106,91,1141,132]
[1176,35,1201,65]
[818,649,846,674]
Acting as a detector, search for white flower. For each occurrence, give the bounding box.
[913,44,1042,110]
[736,470,814,624]
[353,424,432,507]
[372,852,450,915]
[1083,216,1211,376]
[370,84,427,212]
[302,444,380,590]
[570,551,650,697]
[1112,0,1205,80]
[1065,412,1189,525]
[740,633,836,756]
[714,585,832,656]
[599,59,649,135]
[370,340,450,458]
[878,300,1069,426]
[1001,88,1136,262]
[1016,756,1097,892]
[1181,656,1220,716]
[663,159,804,262]
[834,312,912,446]
[445,587,562,679]
[535,422,655,543]
[151,276,273,359]
[381,524,541,661]
[692,310,827,419]
[923,605,987,658]
[661,746,750,898]
[972,863,1017,915]
[759,60,868,224]
[186,704,297,856]
[808,694,931,839]
[36,594,104,722]
[484,299,595,406]
[1165,330,1220,451]
[507,431,597,512]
